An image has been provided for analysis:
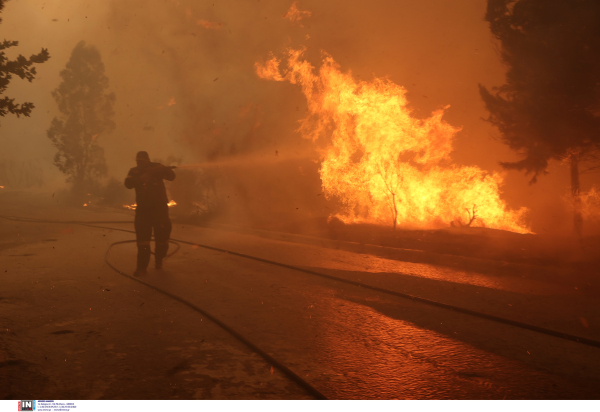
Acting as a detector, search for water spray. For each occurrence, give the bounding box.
[169,151,316,170]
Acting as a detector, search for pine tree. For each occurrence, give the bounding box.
[480,0,600,236]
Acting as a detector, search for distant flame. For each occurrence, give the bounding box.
[83,203,88,207]
[167,97,176,106]
[256,48,530,233]
[123,201,175,210]
[0,186,4,189]
[283,2,312,23]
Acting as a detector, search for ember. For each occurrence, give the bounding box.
[256,49,530,233]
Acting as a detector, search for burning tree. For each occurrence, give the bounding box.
[479,0,600,236]
[376,160,404,230]
[47,41,115,195]
[0,0,50,121]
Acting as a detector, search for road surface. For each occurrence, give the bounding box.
[1,191,599,399]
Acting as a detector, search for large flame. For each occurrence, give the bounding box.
[256,48,530,233]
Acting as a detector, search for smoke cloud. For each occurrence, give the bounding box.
[1,0,597,233]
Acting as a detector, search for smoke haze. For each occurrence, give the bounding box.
[1,0,598,234]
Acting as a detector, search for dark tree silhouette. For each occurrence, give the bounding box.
[0,0,50,120]
[47,41,115,194]
[480,0,600,236]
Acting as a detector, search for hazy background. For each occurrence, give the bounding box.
[1,0,598,234]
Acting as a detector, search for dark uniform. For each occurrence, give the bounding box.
[124,154,176,273]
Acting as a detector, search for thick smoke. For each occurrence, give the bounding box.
[0,0,597,233]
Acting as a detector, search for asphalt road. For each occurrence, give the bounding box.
[2,191,600,399]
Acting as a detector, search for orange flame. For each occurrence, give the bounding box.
[256,49,530,233]
[124,201,176,210]
[283,2,312,23]
[255,54,284,81]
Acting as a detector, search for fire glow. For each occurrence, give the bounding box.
[572,186,600,222]
[256,49,530,233]
[123,200,176,210]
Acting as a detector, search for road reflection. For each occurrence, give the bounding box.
[314,297,571,399]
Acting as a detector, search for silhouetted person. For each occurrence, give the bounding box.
[124,151,176,276]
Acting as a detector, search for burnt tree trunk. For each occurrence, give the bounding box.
[570,156,583,238]
[391,192,398,230]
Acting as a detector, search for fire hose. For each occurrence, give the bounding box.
[2,214,600,395]
[3,214,600,351]
[103,239,327,400]
[0,214,327,400]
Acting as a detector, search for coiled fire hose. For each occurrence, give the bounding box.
[0,214,327,400]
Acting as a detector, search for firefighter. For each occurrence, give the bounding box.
[124,151,176,276]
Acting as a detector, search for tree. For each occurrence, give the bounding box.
[47,41,115,194]
[479,0,600,236]
[0,0,50,120]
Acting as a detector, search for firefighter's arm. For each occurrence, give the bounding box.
[124,168,141,189]
[147,164,176,181]
[163,165,176,181]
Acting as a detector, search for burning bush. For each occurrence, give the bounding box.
[256,48,530,233]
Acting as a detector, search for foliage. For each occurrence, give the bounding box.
[47,41,115,193]
[479,0,600,182]
[0,0,50,120]
[96,177,131,206]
